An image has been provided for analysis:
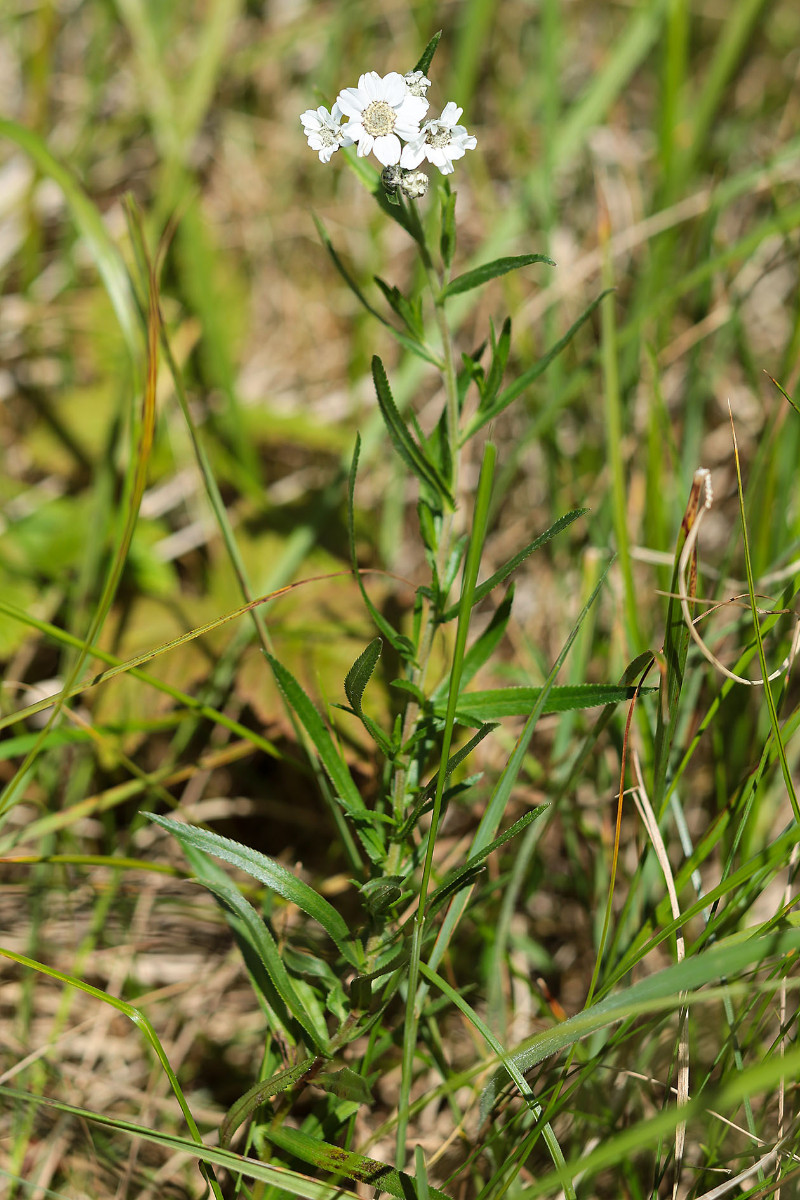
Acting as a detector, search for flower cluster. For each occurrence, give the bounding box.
[300,68,476,197]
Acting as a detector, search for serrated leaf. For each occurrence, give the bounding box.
[220,1058,318,1148]
[197,876,329,1053]
[396,723,496,839]
[413,30,442,75]
[345,638,383,715]
[265,653,385,865]
[146,815,362,967]
[433,683,652,723]
[465,289,612,439]
[371,356,454,506]
[343,638,394,756]
[441,511,585,621]
[266,1125,451,1200]
[442,254,555,299]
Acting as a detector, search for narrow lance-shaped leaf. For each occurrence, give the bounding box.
[441,510,586,621]
[480,316,512,411]
[441,253,555,299]
[344,637,383,714]
[198,876,330,1053]
[265,652,386,865]
[371,356,454,507]
[465,289,613,439]
[266,1125,451,1200]
[220,1058,318,1148]
[146,815,362,967]
[341,637,395,757]
[413,29,442,75]
[433,683,654,723]
[440,188,456,269]
[427,806,547,911]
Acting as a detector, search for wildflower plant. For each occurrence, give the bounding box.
[133,34,662,1197]
[132,32,664,1198]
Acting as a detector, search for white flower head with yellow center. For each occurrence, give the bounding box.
[300,102,353,162]
[336,71,429,167]
[400,102,477,175]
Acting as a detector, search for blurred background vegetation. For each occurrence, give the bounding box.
[1,0,799,1196]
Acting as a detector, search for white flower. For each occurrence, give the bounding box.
[336,71,429,166]
[300,103,353,163]
[400,102,477,175]
[403,70,431,99]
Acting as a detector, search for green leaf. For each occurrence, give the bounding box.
[441,254,555,299]
[146,815,362,967]
[265,653,386,865]
[413,30,442,75]
[432,585,515,703]
[345,637,383,715]
[480,317,512,411]
[373,277,424,340]
[440,189,457,269]
[220,1058,318,1148]
[433,683,651,723]
[315,1067,374,1105]
[465,289,613,439]
[342,637,394,757]
[441,511,585,621]
[480,926,800,1120]
[396,723,496,839]
[427,807,547,911]
[266,1125,451,1200]
[348,436,415,660]
[0,118,141,357]
[194,876,330,1053]
[371,356,453,507]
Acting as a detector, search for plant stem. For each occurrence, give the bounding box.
[392,201,465,1167]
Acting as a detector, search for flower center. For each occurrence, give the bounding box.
[426,123,452,149]
[319,127,337,147]
[362,100,396,138]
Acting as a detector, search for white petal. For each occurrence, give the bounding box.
[441,102,463,125]
[396,94,428,126]
[300,109,322,129]
[382,72,407,106]
[372,133,401,165]
[400,141,426,169]
[356,132,374,157]
[337,88,364,118]
[362,71,382,101]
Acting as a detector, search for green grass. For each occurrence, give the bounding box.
[1,2,800,1198]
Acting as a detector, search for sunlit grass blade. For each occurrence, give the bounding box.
[0,1084,361,1200]
[0,947,222,1198]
